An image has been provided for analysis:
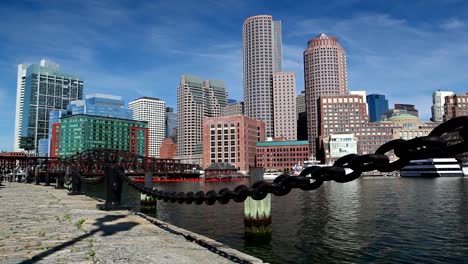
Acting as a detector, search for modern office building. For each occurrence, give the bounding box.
[14,59,83,152]
[444,93,468,121]
[53,114,148,158]
[202,115,265,173]
[68,93,132,119]
[165,107,177,140]
[256,140,309,171]
[273,72,297,140]
[177,75,227,165]
[129,97,166,157]
[296,91,306,117]
[432,90,454,122]
[14,64,28,152]
[243,15,282,138]
[367,94,389,122]
[304,33,348,156]
[221,101,244,117]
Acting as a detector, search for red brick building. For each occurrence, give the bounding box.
[256,140,309,171]
[202,116,265,173]
[444,94,468,121]
[317,94,398,162]
[159,138,177,159]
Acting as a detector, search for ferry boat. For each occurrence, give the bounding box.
[400,158,464,177]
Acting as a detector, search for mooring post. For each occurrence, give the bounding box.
[69,169,82,195]
[34,166,40,185]
[97,165,124,210]
[244,167,272,243]
[56,172,65,189]
[141,170,157,214]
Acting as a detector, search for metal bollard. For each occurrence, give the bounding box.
[44,174,51,186]
[34,167,40,185]
[68,170,82,195]
[56,173,65,189]
[97,166,124,210]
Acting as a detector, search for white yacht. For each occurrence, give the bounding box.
[400,158,464,177]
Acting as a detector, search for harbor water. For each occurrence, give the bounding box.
[154,177,468,264]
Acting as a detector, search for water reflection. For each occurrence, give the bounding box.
[153,178,468,264]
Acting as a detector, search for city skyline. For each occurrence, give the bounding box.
[1,0,468,150]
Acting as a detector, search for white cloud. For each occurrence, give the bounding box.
[440,18,465,30]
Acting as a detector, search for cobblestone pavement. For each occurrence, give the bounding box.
[0,182,264,264]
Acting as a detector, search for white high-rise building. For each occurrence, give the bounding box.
[14,64,28,151]
[273,72,297,140]
[177,75,227,165]
[243,15,282,138]
[431,90,454,122]
[129,97,166,158]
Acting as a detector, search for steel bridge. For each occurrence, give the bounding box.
[0,149,200,179]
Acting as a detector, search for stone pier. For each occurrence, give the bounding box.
[0,182,263,264]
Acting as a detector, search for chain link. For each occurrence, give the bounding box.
[114,116,468,205]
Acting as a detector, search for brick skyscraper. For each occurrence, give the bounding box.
[304,33,348,156]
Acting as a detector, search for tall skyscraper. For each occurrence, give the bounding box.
[273,72,297,140]
[129,97,166,158]
[431,90,454,122]
[177,75,227,165]
[304,33,348,156]
[15,59,83,152]
[296,91,306,117]
[14,64,28,151]
[165,107,177,140]
[243,15,282,138]
[367,94,389,122]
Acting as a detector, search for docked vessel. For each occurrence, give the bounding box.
[400,158,464,177]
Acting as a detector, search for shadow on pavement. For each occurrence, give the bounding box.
[20,215,138,263]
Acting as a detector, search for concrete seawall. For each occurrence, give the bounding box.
[0,182,264,264]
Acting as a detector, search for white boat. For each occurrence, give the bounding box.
[400,158,464,177]
[263,171,282,180]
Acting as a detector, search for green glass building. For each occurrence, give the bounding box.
[56,114,148,158]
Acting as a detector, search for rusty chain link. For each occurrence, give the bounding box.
[118,116,468,205]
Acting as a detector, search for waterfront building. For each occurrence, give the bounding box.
[304,33,348,157]
[165,107,177,140]
[317,94,396,161]
[273,72,297,140]
[394,104,418,117]
[321,134,357,163]
[367,94,389,122]
[389,114,434,140]
[221,101,244,117]
[159,138,177,159]
[431,90,454,122]
[202,115,265,173]
[444,93,468,121]
[177,75,227,165]
[256,140,309,172]
[296,91,307,140]
[243,15,282,138]
[53,114,148,158]
[14,59,83,152]
[129,97,166,157]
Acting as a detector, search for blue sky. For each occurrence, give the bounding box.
[0,0,467,151]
